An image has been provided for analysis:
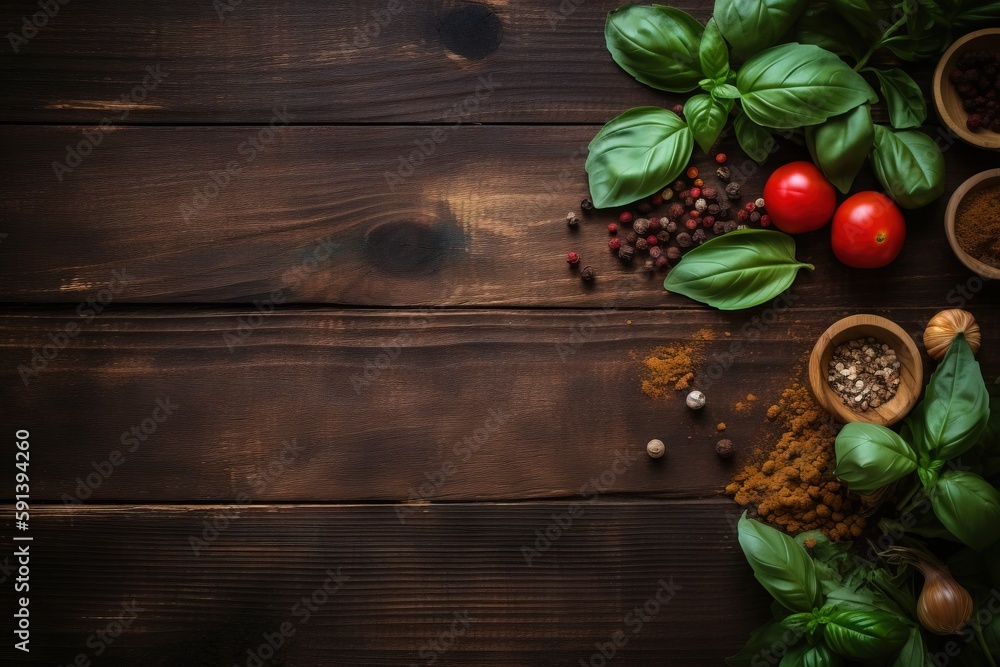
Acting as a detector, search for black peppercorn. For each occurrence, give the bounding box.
[649,246,662,259]
[707,203,720,215]
[642,259,655,275]
[580,265,596,282]
[657,230,671,244]
[626,231,638,245]
[666,247,681,261]
[716,439,735,459]
[581,197,594,211]
[665,220,678,234]
[725,182,742,200]
[713,220,727,235]
[716,166,731,182]
[692,229,707,245]
[702,186,718,200]
[566,212,581,228]
[672,180,686,191]
[668,203,685,219]
[655,255,669,270]
[635,237,649,251]
[676,232,692,248]
[618,245,636,262]
[684,196,695,207]
[749,211,761,224]
[637,201,653,214]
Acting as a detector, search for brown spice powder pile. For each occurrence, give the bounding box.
[725,384,866,541]
[955,183,1000,269]
[640,329,714,399]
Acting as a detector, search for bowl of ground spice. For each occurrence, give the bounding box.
[946,169,1000,279]
[933,29,1000,150]
[808,315,923,427]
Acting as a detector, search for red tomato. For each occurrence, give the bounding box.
[831,192,906,268]
[762,161,837,234]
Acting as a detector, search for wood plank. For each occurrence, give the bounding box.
[0,501,770,665]
[4,307,998,503]
[0,125,990,307]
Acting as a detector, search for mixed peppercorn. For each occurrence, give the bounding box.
[564,154,770,284]
[949,50,1000,132]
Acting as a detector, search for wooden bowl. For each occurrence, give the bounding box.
[945,169,1000,280]
[933,28,1000,150]
[808,315,923,427]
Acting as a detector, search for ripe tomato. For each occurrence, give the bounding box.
[762,161,837,234]
[830,192,906,268]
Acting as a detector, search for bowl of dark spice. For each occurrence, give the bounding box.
[934,29,1000,150]
[946,169,1000,280]
[808,315,923,427]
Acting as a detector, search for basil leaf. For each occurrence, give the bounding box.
[872,69,927,130]
[805,104,874,194]
[870,126,945,209]
[700,18,730,81]
[907,334,989,461]
[929,470,1000,551]
[714,0,807,60]
[955,1,1000,31]
[586,107,693,209]
[823,609,909,662]
[794,3,869,62]
[713,83,742,100]
[684,95,731,154]
[737,513,823,613]
[664,229,813,310]
[834,422,918,494]
[882,29,949,62]
[735,113,774,163]
[727,620,804,667]
[827,0,885,36]
[737,43,878,129]
[605,5,704,93]
[892,626,928,667]
[781,642,841,667]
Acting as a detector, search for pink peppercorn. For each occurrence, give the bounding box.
[608,238,621,250]
[737,209,749,221]
[651,194,663,206]
[715,153,727,164]
[702,215,715,228]
[619,211,633,224]
[744,201,756,212]
[685,218,698,230]
[647,234,659,246]
[608,223,619,235]
[690,187,701,198]
[567,252,580,265]
[689,210,700,219]
[760,214,771,227]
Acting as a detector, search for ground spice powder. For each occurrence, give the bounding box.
[640,329,714,399]
[955,183,1000,269]
[726,383,866,541]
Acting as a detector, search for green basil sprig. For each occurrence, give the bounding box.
[793,3,868,61]
[870,69,927,130]
[737,513,823,613]
[605,5,703,93]
[699,17,730,82]
[822,609,910,662]
[805,104,874,194]
[714,0,807,60]
[734,113,774,163]
[737,43,877,129]
[684,95,731,154]
[663,230,813,310]
[929,471,1000,552]
[585,107,693,208]
[834,422,918,495]
[870,126,945,209]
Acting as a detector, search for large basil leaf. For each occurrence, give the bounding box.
[781,641,841,667]
[727,620,804,667]
[827,0,885,35]
[737,513,823,613]
[805,104,874,193]
[882,26,949,63]
[737,43,878,129]
[586,107,693,208]
[834,422,918,494]
[892,626,928,667]
[929,470,1000,551]
[907,334,989,461]
[699,18,730,81]
[605,5,704,93]
[872,69,926,130]
[735,113,774,163]
[823,610,909,662]
[714,0,807,60]
[870,126,945,209]
[955,1,1000,31]
[793,3,869,62]
[685,95,731,154]
[664,229,814,310]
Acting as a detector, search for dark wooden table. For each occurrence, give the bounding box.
[1,1,998,665]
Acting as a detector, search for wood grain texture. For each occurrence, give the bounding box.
[4,307,998,503]
[0,124,990,307]
[0,502,770,665]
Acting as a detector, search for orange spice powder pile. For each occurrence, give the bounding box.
[640,329,714,399]
[725,383,866,541]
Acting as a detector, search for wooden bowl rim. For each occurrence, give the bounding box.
[933,28,1000,151]
[944,169,1000,280]
[808,315,923,427]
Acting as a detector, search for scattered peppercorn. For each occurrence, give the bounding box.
[761,214,771,227]
[737,209,750,221]
[686,166,699,179]
[642,259,655,275]
[684,196,696,207]
[685,218,699,231]
[755,197,766,209]
[566,212,580,228]
[637,202,653,215]
[633,218,650,235]
[646,234,659,247]
[581,265,596,282]
[951,51,1000,133]
[581,197,594,211]
[716,166,731,181]
[626,231,638,245]
[707,203,720,215]
[649,246,663,259]
[725,182,742,199]
[686,390,706,409]
[651,194,663,206]
[672,180,686,192]
[609,237,621,251]
[671,103,684,117]
[745,201,756,212]
[702,215,715,228]
[567,251,580,265]
[716,439,735,459]
[702,187,717,200]
[648,219,661,234]
[695,198,708,212]
[657,230,671,244]
[619,244,636,262]
[655,255,669,270]
[690,187,701,198]
[693,178,704,188]
[676,232,693,248]
[715,153,727,164]
[636,238,649,251]
[619,211,633,224]
[692,228,707,244]
[713,220,727,235]
[750,211,762,224]
[661,188,674,201]
[666,247,681,261]
[668,203,685,219]
[665,220,678,234]
[608,223,619,235]
[689,209,700,219]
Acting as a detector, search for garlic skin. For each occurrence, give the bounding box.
[915,561,974,635]
[923,309,981,361]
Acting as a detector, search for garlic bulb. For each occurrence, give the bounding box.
[923,309,981,361]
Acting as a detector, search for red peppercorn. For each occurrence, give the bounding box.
[737,209,749,221]
[671,104,684,117]
[689,210,700,219]
[646,234,659,246]
[608,237,621,250]
[760,214,771,227]
[607,223,619,235]
[648,219,661,233]
[744,201,756,212]
[567,252,580,265]
[702,215,715,228]
[715,153,727,164]
[619,211,633,224]
[651,194,663,206]
[686,166,699,179]
[690,187,701,198]
[685,218,698,231]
